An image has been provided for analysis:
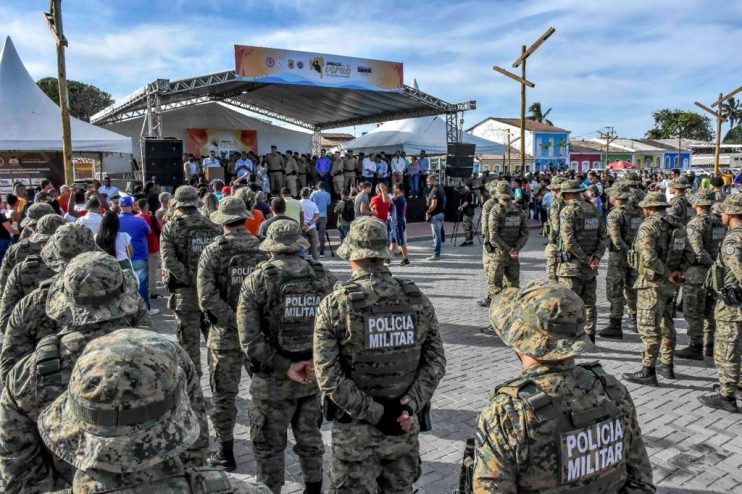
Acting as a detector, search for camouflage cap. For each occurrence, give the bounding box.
[605,183,632,200]
[628,188,646,205]
[489,281,587,361]
[259,219,310,253]
[20,202,55,228]
[485,179,499,193]
[40,223,97,272]
[668,177,691,189]
[235,186,257,211]
[549,176,566,191]
[495,181,513,199]
[712,202,723,216]
[337,216,391,261]
[622,171,641,184]
[46,251,141,325]
[209,196,253,225]
[29,214,66,243]
[689,189,715,206]
[173,185,199,207]
[638,191,670,208]
[719,194,742,215]
[37,328,199,473]
[560,179,586,194]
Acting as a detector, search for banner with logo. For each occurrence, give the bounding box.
[0,151,64,195]
[185,129,258,158]
[235,45,404,92]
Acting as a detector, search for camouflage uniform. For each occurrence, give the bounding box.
[677,190,725,359]
[343,153,358,193]
[36,328,265,493]
[485,182,529,297]
[0,253,186,494]
[331,155,345,196]
[0,202,55,290]
[667,177,694,226]
[545,177,566,280]
[197,197,268,470]
[285,154,300,197]
[478,180,499,306]
[698,195,742,412]
[314,217,446,493]
[0,224,109,383]
[624,193,694,386]
[556,180,607,339]
[473,281,655,492]
[0,214,65,337]
[237,220,335,493]
[161,186,220,377]
[599,183,642,339]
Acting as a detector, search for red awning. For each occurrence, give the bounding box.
[607,160,635,169]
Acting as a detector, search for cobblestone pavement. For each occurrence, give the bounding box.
[149,229,742,493]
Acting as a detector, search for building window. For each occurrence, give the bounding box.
[665,156,671,168]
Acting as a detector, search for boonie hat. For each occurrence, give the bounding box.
[37,328,199,473]
[40,224,97,273]
[719,194,742,215]
[560,180,586,194]
[209,196,252,225]
[173,186,199,207]
[668,177,691,190]
[495,181,513,198]
[20,202,55,228]
[638,192,670,209]
[689,190,715,207]
[549,177,566,191]
[235,187,257,210]
[46,251,141,325]
[605,183,632,200]
[489,281,587,361]
[337,216,392,261]
[259,220,309,253]
[29,214,66,243]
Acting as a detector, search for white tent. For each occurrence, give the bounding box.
[341,116,505,155]
[103,101,313,157]
[0,36,131,153]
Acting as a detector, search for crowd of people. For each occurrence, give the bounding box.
[0,157,738,493]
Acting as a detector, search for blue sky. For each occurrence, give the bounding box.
[2,0,741,139]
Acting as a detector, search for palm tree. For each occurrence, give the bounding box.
[721,97,742,130]
[527,102,553,126]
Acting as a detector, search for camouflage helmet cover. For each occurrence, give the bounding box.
[29,214,66,243]
[40,223,97,272]
[20,202,55,228]
[173,185,199,207]
[637,191,670,208]
[37,328,199,473]
[259,219,310,253]
[719,194,742,215]
[337,216,391,261]
[495,181,513,199]
[560,180,586,194]
[689,189,715,206]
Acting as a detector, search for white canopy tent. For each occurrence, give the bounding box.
[0,36,131,153]
[340,116,505,155]
[103,101,312,157]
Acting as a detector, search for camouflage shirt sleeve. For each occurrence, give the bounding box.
[0,354,55,493]
[722,231,742,286]
[175,344,208,467]
[635,219,667,277]
[594,212,608,260]
[616,382,656,493]
[473,395,528,494]
[607,208,628,252]
[686,217,712,266]
[481,200,493,239]
[160,222,188,285]
[549,200,562,244]
[0,264,26,335]
[0,248,17,290]
[403,295,446,415]
[515,209,530,252]
[197,244,233,327]
[313,293,385,425]
[236,271,292,375]
[560,205,588,263]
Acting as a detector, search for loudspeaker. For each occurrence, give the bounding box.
[446,143,475,178]
[142,138,183,187]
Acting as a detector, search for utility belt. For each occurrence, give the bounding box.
[268,169,285,174]
[556,251,573,262]
[720,285,742,306]
[166,273,190,292]
[322,396,432,431]
[286,172,297,176]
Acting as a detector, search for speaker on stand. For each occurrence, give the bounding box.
[445,143,475,178]
[142,137,184,190]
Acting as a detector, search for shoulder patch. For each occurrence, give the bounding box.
[725,245,736,256]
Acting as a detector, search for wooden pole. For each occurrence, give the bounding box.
[47,0,73,185]
[714,92,723,176]
[520,45,526,172]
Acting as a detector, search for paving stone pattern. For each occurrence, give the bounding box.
[149,229,742,493]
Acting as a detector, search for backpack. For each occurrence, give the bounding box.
[341,200,355,222]
[182,220,217,278]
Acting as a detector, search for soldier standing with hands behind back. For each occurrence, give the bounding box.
[485,181,528,298]
[314,217,446,493]
[238,220,336,493]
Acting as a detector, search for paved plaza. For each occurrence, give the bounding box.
[150,227,742,493]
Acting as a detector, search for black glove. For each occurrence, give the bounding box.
[375,400,411,436]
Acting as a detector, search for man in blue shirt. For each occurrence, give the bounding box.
[310,181,332,257]
[417,150,430,183]
[315,148,331,192]
[118,195,152,308]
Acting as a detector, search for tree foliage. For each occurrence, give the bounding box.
[527,101,553,125]
[724,125,742,144]
[721,97,742,130]
[36,77,114,122]
[645,108,714,141]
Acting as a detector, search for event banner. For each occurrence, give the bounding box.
[0,151,64,195]
[234,45,404,92]
[186,129,258,158]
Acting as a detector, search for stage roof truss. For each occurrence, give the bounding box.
[91,69,476,136]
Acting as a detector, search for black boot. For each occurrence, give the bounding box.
[625,314,637,332]
[477,296,491,308]
[598,318,623,339]
[657,362,675,379]
[623,367,658,386]
[207,440,236,472]
[705,340,714,357]
[698,393,739,413]
[676,343,703,361]
[304,481,323,494]
[588,333,595,344]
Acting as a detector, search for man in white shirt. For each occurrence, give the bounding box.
[361,155,377,185]
[390,150,407,186]
[202,150,221,169]
[75,196,103,235]
[97,177,118,205]
[375,154,390,187]
[184,155,200,183]
[299,187,320,260]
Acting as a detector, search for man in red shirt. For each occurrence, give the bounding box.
[136,198,162,311]
[370,184,394,263]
